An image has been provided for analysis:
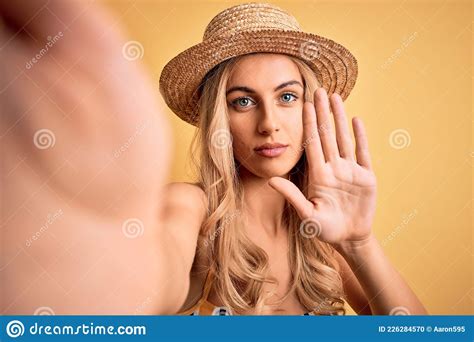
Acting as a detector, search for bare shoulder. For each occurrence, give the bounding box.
[161,182,208,248]
[164,182,206,198]
[163,182,208,217]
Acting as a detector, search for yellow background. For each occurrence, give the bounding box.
[103,0,472,315]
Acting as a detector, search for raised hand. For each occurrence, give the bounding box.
[269,88,377,247]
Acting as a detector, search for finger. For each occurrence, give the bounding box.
[352,117,373,169]
[329,93,355,161]
[268,177,312,219]
[302,101,325,167]
[314,88,339,162]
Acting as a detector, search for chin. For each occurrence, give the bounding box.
[242,159,296,179]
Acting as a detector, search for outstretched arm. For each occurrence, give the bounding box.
[1,0,191,314]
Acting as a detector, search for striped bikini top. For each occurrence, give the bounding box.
[178,268,316,316]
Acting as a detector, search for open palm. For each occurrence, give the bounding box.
[269,88,377,246]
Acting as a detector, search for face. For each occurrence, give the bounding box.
[226,53,305,179]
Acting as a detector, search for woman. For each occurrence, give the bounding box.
[159,2,427,315]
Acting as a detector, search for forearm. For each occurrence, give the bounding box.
[336,234,428,315]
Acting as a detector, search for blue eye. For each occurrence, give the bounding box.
[281,93,298,102]
[231,97,255,108]
[230,93,297,109]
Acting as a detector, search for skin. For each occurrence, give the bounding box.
[1,0,427,315]
[1,0,178,314]
[227,54,305,237]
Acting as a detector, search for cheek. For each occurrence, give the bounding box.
[286,113,304,146]
[230,123,253,162]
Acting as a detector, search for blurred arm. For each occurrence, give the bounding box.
[0,0,186,314]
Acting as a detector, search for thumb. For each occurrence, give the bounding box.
[268,177,312,219]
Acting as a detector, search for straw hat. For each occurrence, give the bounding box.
[159,2,358,127]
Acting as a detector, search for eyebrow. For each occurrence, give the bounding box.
[226,80,303,96]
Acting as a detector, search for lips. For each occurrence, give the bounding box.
[254,143,289,158]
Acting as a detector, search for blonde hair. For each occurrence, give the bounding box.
[190,52,346,315]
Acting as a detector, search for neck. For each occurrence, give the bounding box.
[239,167,289,238]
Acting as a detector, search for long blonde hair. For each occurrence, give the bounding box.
[190,52,346,315]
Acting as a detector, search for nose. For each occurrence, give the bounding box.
[257,101,280,135]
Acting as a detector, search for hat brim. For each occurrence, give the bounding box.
[159,29,358,127]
